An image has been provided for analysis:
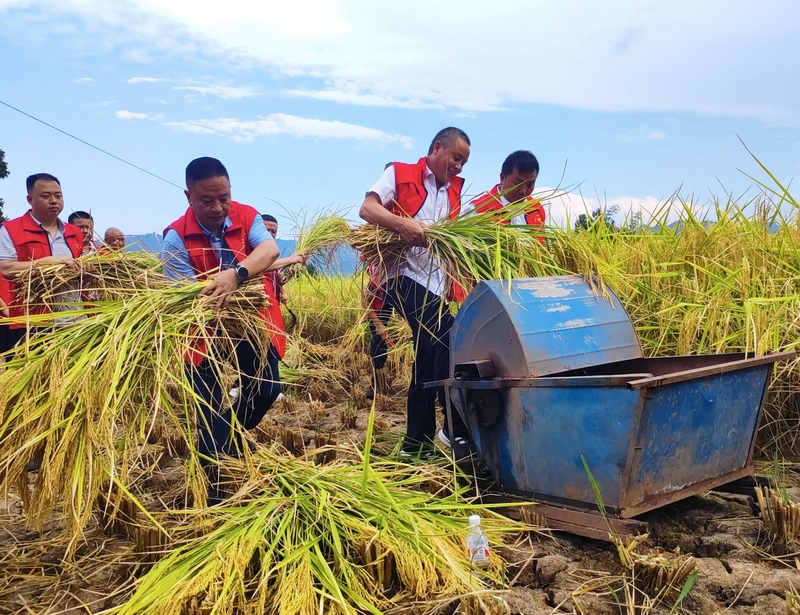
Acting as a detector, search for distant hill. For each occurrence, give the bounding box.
[125,234,359,275]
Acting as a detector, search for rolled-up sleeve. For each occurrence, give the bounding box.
[160,229,196,280]
[367,165,397,208]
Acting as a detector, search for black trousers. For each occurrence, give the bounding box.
[368,303,394,371]
[0,324,8,356]
[0,327,26,355]
[383,276,467,451]
[188,339,281,462]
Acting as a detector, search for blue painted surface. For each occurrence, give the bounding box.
[622,364,771,505]
[453,275,776,515]
[452,276,642,379]
[486,385,640,506]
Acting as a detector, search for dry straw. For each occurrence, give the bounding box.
[0,254,273,543]
[349,201,553,300]
[282,212,352,281]
[116,445,530,615]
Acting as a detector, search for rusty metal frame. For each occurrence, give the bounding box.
[426,374,655,390]
[481,493,649,542]
[618,465,754,518]
[626,351,795,390]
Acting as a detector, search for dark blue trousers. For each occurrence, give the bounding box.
[382,276,467,452]
[188,338,281,462]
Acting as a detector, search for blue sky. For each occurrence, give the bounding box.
[1,0,799,237]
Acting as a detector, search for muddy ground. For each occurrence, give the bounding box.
[2,388,800,614]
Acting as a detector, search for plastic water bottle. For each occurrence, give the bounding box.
[466,515,490,567]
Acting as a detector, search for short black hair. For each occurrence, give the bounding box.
[501,150,539,177]
[68,211,93,224]
[185,157,229,187]
[261,214,277,224]
[26,173,60,194]
[427,127,471,156]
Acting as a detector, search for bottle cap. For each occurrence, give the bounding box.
[469,514,481,526]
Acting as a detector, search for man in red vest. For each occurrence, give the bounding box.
[0,277,9,355]
[260,213,307,304]
[0,173,84,350]
[161,157,282,504]
[359,127,472,459]
[470,150,546,243]
[68,211,101,254]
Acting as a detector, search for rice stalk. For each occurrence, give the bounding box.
[115,446,530,615]
[349,202,559,301]
[283,213,351,281]
[755,486,800,544]
[0,270,273,544]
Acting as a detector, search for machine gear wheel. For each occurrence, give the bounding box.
[467,390,505,428]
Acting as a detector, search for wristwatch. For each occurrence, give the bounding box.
[233,264,249,284]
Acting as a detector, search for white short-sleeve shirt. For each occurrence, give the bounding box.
[368,164,453,297]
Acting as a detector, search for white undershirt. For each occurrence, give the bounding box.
[367,164,452,297]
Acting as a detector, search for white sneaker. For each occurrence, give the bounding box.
[438,428,469,449]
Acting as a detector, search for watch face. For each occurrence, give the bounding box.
[237,265,248,281]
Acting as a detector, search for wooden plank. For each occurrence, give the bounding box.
[482,494,649,542]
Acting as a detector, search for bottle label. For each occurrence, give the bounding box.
[468,546,490,562]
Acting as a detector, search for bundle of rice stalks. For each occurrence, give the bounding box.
[0,276,271,543]
[755,486,800,544]
[283,213,352,281]
[12,250,165,305]
[116,446,527,615]
[630,546,697,596]
[349,203,556,300]
[340,402,358,429]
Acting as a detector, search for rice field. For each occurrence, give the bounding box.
[3,171,800,613]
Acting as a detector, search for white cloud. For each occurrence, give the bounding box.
[127,77,168,83]
[164,113,413,147]
[127,0,799,123]
[115,110,164,120]
[284,81,444,110]
[3,1,800,124]
[173,84,258,100]
[73,77,94,83]
[619,126,669,142]
[542,188,687,229]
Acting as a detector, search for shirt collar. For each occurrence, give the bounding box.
[424,165,450,190]
[197,217,233,240]
[29,212,65,233]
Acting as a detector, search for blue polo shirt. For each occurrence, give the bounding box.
[161,215,273,279]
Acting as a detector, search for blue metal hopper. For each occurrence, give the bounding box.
[443,276,792,537]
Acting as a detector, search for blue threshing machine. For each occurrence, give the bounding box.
[439,275,793,539]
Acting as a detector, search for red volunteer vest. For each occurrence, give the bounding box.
[472,184,546,245]
[0,276,10,309]
[388,157,466,301]
[164,201,286,362]
[2,212,84,329]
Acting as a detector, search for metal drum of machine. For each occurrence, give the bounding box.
[444,275,793,539]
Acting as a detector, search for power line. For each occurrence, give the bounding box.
[0,99,184,190]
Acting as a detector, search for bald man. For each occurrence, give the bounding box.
[104,227,125,250]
